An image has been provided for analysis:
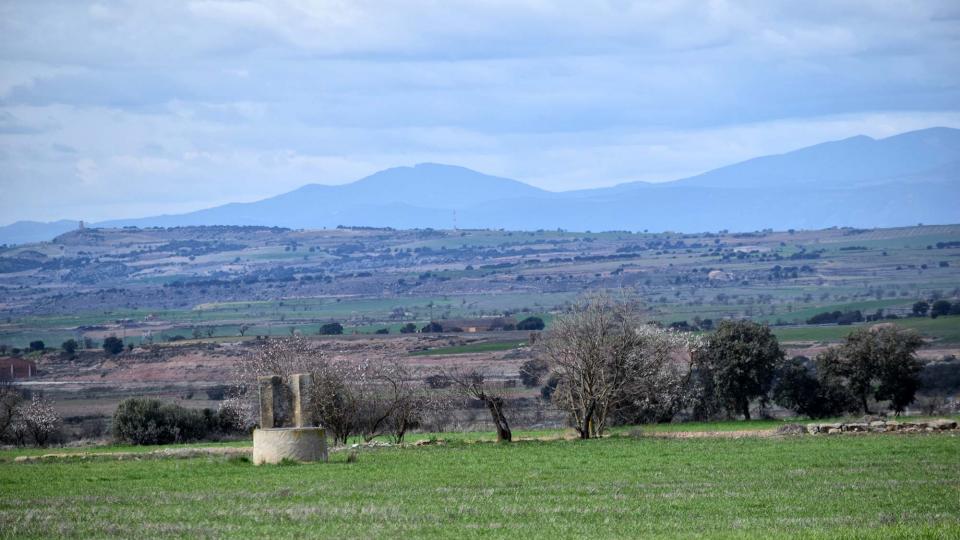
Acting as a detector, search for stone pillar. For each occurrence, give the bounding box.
[258,375,283,428]
[291,373,313,428]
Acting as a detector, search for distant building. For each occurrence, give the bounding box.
[0,357,36,379]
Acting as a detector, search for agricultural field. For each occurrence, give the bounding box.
[1,432,958,538]
[0,223,958,349]
[1,223,959,440]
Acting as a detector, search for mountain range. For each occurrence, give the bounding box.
[3,127,958,244]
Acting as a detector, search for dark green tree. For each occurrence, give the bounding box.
[819,326,924,414]
[700,320,783,420]
[318,322,344,335]
[911,301,929,317]
[930,300,952,318]
[102,336,124,355]
[772,356,856,419]
[516,316,545,331]
[28,340,45,352]
[61,339,78,357]
[421,321,443,333]
[399,323,417,334]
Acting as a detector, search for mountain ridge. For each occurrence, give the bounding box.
[3,127,958,244]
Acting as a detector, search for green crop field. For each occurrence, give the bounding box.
[772,315,960,344]
[409,339,528,356]
[1,434,958,538]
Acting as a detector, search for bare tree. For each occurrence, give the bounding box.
[443,367,513,442]
[0,380,23,443]
[231,337,448,445]
[538,295,700,438]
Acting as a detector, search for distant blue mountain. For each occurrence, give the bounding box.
[0,220,78,245]
[95,163,548,229]
[2,127,958,243]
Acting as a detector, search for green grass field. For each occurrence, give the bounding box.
[1,434,957,538]
[773,315,960,343]
[409,340,527,356]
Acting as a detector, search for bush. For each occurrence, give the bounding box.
[205,385,229,401]
[516,316,545,331]
[399,323,417,334]
[111,398,226,445]
[421,321,443,333]
[424,374,452,389]
[319,322,344,335]
[102,336,124,355]
[519,358,548,387]
[28,340,45,352]
[930,300,952,319]
[61,339,78,357]
[918,360,960,396]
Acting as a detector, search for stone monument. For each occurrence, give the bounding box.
[252,373,328,465]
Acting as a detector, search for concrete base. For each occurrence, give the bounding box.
[253,427,328,465]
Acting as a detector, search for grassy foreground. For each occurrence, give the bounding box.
[1,434,958,538]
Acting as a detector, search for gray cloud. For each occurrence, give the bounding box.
[1,1,958,223]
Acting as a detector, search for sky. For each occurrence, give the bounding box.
[1,1,959,224]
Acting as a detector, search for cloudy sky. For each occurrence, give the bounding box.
[1,1,959,223]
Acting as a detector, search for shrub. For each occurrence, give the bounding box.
[102,336,124,355]
[519,358,549,387]
[111,398,223,445]
[930,300,952,319]
[516,316,545,331]
[61,339,78,357]
[399,323,417,334]
[319,322,344,335]
[918,360,960,396]
[424,374,452,389]
[28,340,45,352]
[421,321,443,333]
[205,385,229,401]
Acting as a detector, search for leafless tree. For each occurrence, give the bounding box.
[538,295,701,438]
[231,337,448,445]
[0,380,23,442]
[442,367,513,442]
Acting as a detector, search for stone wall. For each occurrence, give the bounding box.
[807,418,958,435]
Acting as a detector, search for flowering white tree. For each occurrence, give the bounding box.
[22,394,61,447]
